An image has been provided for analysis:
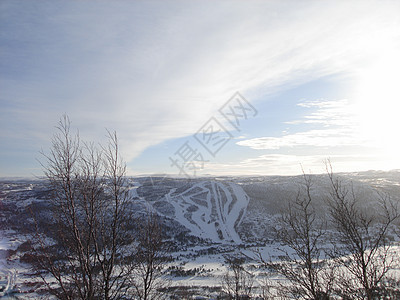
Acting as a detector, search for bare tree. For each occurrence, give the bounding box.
[258,172,335,299]
[257,276,275,300]
[33,116,133,299]
[221,253,254,300]
[129,211,169,300]
[326,162,399,299]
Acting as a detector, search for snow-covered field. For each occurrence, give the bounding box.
[1,171,400,298]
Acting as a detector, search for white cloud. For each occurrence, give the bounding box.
[237,99,361,150]
[237,129,356,150]
[234,94,400,174]
[1,0,400,175]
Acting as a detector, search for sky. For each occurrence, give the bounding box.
[1,0,400,177]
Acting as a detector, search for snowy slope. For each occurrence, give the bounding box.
[154,181,249,243]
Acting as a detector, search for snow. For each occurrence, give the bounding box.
[160,181,249,243]
[2,172,400,298]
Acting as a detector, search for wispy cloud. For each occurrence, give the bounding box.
[1,1,400,175]
[237,99,361,150]
[233,94,400,174]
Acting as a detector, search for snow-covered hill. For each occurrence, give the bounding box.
[151,181,249,243]
[1,171,400,298]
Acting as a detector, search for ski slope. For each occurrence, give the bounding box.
[161,181,249,243]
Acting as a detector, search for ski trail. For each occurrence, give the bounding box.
[154,181,250,243]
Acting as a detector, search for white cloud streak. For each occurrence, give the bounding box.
[237,99,362,150]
